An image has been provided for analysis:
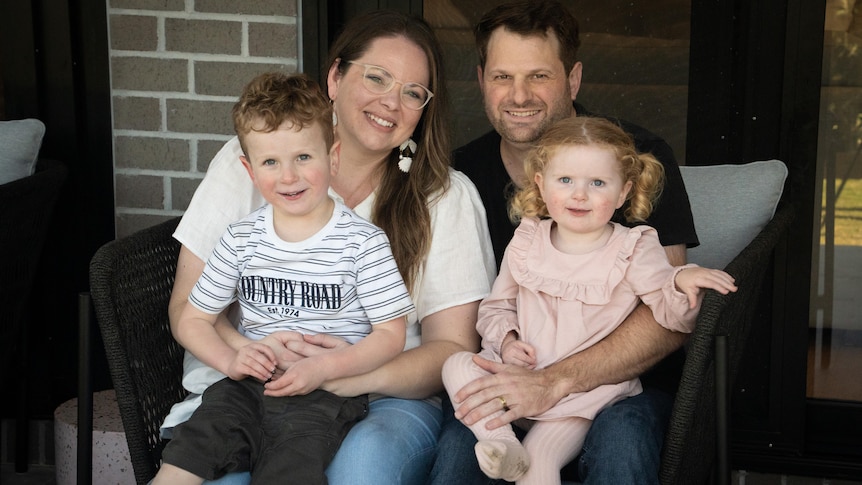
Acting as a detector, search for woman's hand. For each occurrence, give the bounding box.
[263,334,358,396]
[289,333,351,356]
[258,331,306,368]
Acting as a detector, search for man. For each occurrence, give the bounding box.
[431,1,699,483]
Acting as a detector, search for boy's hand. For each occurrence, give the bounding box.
[227,342,277,382]
[263,356,328,397]
[675,267,739,308]
[501,337,537,369]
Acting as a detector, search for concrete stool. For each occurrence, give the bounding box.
[54,389,135,485]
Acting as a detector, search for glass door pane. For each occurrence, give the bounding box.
[807,1,862,402]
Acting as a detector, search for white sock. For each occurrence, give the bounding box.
[474,439,530,481]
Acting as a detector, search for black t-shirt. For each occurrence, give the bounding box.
[452,103,699,394]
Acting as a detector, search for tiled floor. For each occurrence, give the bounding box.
[3,463,862,485]
[2,420,861,485]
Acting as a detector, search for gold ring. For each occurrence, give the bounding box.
[498,396,509,411]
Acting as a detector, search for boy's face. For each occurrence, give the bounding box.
[241,120,338,229]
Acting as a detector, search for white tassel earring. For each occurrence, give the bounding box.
[398,138,417,173]
[331,99,338,127]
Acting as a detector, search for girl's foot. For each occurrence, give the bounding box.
[474,439,530,481]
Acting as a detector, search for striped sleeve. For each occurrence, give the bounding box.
[188,221,248,314]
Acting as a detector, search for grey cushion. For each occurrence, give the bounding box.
[680,159,788,269]
[0,118,46,185]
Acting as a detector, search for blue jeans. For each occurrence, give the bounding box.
[427,395,496,485]
[203,397,442,485]
[428,388,673,485]
[569,387,673,484]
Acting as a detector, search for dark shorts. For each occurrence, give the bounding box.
[161,378,368,484]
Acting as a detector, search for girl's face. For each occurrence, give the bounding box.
[328,35,430,159]
[535,144,632,243]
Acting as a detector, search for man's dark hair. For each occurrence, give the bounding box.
[475,0,581,75]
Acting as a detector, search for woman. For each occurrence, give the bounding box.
[163,10,496,484]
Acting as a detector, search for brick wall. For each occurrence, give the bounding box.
[107,0,299,237]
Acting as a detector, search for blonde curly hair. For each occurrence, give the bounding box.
[510,116,664,224]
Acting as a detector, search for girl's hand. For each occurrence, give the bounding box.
[675,267,739,308]
[501,338,537,369]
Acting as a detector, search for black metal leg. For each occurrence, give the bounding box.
[14,328,29,473]
[715,334,729,485]
[78,292,93,485]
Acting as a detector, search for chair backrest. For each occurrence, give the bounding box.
[89,217,187,485]
[659,161,794,484]
[0,159,67,374]
[680,160,788,269]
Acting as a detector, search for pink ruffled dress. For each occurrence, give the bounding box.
[476,217,698,421]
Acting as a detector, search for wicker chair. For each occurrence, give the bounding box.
[658,203,794,484]
[658,160,793,484]
[89,217,187,485]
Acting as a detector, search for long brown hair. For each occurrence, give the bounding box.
[326,10,451,291]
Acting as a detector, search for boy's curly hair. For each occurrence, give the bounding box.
[232,72,333,155]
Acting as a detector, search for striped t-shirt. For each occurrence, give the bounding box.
[189,201,414,344]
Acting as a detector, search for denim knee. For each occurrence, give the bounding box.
[577,388,673,485]
[327,397,442,485]
[427,395,500,485]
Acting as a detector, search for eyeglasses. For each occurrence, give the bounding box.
[346,61,434,110]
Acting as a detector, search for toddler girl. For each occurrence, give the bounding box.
[442,116,738,484]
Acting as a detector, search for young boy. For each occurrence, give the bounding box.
[153,73,413,485]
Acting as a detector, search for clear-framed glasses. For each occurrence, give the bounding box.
[346,61,434,110]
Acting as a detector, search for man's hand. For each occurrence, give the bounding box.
[226,342,277,382]
[453,354,563,430]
